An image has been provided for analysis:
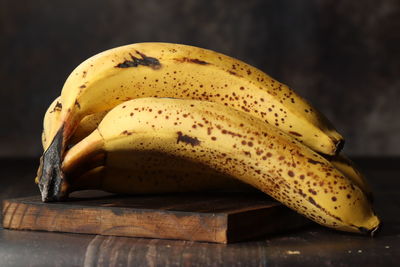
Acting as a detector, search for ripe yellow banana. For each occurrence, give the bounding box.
[61,98,379,234]
[38,42,343,201]
[41,96,371,201]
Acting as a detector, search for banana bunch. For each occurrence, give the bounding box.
[37,42,379,235]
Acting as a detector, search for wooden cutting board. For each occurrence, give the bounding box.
[2,191,309,243]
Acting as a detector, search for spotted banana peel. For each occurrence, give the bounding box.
[40,96,372,200]
[37,42,344,201]
[59,98,379,234]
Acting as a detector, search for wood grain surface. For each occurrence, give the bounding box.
[2,192,308,243]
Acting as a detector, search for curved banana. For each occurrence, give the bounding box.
[40,99,373,204]
[41,96,371,200]
[62,98,378,234]
[39,43,343,201]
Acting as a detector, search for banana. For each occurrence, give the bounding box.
[61,98,378,234]
[41,96,370,201]
[38,42,343,201]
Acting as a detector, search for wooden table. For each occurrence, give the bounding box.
[0,158,399,266]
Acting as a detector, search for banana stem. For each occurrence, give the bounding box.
[37,125,66,202]
[38,119,104,202]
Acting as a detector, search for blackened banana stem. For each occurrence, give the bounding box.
[38,126,68,202]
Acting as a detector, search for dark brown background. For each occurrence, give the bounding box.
[1,0,399,157]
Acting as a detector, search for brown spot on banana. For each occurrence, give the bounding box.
[50,101,62,113]
[121,130,133,136]
[227,70,242,77]
[308,158,324,165]
[174,57,210,65]
[176,131,201,147]
[74,100,81,109]
[115,50,161,69]
[289,131,302,137]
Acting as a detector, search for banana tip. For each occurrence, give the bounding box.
[334,139,345,155]
[369,221,381,237]
[358,220,381,237]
